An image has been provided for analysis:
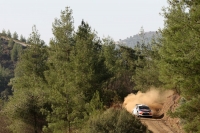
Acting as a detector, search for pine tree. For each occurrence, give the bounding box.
[132,29,162,91]
[13,31,18,40]
[4,25,48,133]
[43,7,84,132]
[8,39,14,48]
[7,30,12,38]
[100,37,138,105]
[70,20,103,102]
[11,43,22,61]
[100,38,120,105]
[169,95,200,132]
[20,34,26,42]
[0,65,11,93]
[159,0,200,97]
[1,29,7,36]
[159,0,200,132]
[0,40,3,56]
[101,37,118,73]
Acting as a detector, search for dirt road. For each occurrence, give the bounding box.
[139,93,184,133]
[140,118,180,133]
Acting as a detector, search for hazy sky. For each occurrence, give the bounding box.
[0,0,168,44]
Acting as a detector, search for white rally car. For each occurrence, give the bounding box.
[132,104,152,117]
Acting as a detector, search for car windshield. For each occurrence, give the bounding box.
[139,106,150,109]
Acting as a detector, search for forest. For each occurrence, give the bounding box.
[0,0,200,133]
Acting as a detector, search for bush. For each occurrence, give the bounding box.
[83,108,150,133]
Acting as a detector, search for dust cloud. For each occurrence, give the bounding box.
[123,88,173,115]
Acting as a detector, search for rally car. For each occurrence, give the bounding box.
[132,104,152,117]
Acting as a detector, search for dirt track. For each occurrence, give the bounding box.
[139,94,184,133]
[140,118,179,133]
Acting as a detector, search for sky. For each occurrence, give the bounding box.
[0,0,168,44]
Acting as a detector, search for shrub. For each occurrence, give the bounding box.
[83,108,150,133]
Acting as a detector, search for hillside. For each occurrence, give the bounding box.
[118,31,160,48]
[0,34,26,98]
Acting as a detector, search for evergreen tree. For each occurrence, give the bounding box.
[70,20,112,123]
[43,7,84,132]
[101,37,118,73]
[1,29,7,36]
[159,0,200,132]
[11,43,22,61]
[169,95,200,133]
[100,37,120,105]
[113,45,137,99]
[13,31,18,40]
[100,37,138,105]
[159,0,200,97]
[0,40,3,56]
[4,25,48,133]
[84,91,103,117]
[70,20,103,102]
[132,29,162,91]
[11,43,18,61]
[20,34,26,42]
[7,30,12,38]
[8,39,14,48]
[0,65,11,93]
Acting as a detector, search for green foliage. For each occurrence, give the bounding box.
[159,0,200,97]
[0,39,13,98]
[8,39,14,48]
[132,28,163,92]
[4,25,48,133]
[20,35,26,42]
[117,45,137,72]
[0,40,3,56]
[169,95,200,133]
[0,65,11,98]
[12,31,18,40]
[11,43,22,61]
[100,37,140,105]
[1,29,7,36]
[101,37,118,73]
[159,0,200,132]
[0,65,10,80]
[71,20,103,102]
[83,108,149,133]
[85,91,103,118]
[111,45,137,98]
[2,5,168,133]
[50,6,74,50]
[4,90,46,133]
[43,7,84,133]
[7,30,12,38]
[44,8,112,132]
